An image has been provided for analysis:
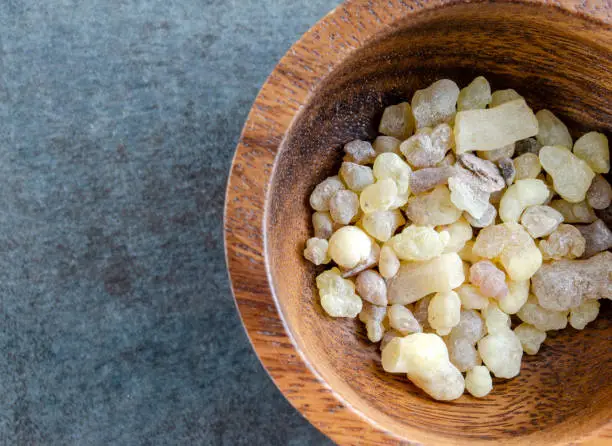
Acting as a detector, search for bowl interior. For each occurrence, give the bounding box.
[266,3,611,445]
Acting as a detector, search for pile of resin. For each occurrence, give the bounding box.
[303,77,611,401]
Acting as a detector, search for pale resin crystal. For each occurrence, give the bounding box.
[303,237,331,265]
[361,209,405,242]
[389,225,450,261]
[470,260,509,299]
[456,284,489,310]
[373,135,402,155]
[448,309,487,344]
[498,279,530,315]
[478,330,522,379]
[328,226,372,268]
[535,110,572,149]
[454,99,538,153]
[388,304,422,334]
[513,153,542,180]
[373,152,412,205]
[360,178,399,213]
[400,123,453,168]
[387,253,465,305]
[378,245,400,279]
[573,131,609,174]
[381,333,449,374]
[312,211,334,239]
[517,295,568,330]
[457,76,491,111]
[411,79,460,128]
[359,302,387,342]
[499,179,549,222]
[409,357,465,401]
[539,224,585,260]
[355,269,388,306]
[316,268,363,318]
[483,302,511,334]
[465,365,492,397]
[514,323,546,355]
[531,251,612,311]
[447,338,481,372]
[539,145,595,203]
[569,300,600,330]
[520,205,564,238]
[329,189,359,225]
[339,161,375,192]
[439,217,473,253]
[310,176,345,211]
[404,185,462,226]
[428,290,461,336]
[344,139,376,164]
[379,102,415,140]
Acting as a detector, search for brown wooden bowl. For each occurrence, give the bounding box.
[224,0,612,444]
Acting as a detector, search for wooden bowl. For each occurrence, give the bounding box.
[224,0,612,444]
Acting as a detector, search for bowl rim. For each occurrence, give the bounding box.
[223,0,612,444]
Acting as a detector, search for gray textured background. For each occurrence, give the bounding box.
[0,0,338,444]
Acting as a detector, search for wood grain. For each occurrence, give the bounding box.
[224,0,612,444]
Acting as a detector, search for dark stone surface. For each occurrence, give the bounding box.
[0,1,337,444]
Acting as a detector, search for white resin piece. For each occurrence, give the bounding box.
[454,99,538,153]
